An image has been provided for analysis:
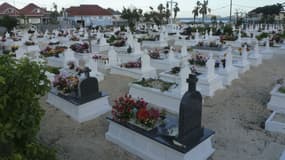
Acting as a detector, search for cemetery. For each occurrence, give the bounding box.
[1,1,285,160]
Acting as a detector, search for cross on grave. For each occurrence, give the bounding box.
[175,74,204,147]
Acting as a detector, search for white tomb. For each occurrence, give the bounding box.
[197,54,224,97]
[248,43,262,66]
[216,47,239,86]
[233,46,250,74]
[111,51,157,79]
[86,55,104,81]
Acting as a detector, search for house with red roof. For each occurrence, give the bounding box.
[0,2,20,17]
[19,3,49,24]
[65,5,112,27]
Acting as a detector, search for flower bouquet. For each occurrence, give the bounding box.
[11,45,19,52]
[149,49,160,59]
[49,39,60,45]
[188,53,209,66]
[41,46,67,57]
[133,78,176,92]
[93,55,109,61]
[111,94,164,130]
[70,43,89,53]
[169,66,181,75]
[25,40,35,46]
[111,39,126,47]
[120,61,141,68]
[70,35,80,41]
[53,74,79,95]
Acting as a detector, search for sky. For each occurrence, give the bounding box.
[0,0,283,17]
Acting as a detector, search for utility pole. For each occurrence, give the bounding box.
[229,0,232,23]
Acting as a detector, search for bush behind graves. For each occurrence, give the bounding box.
[0,55,56,160]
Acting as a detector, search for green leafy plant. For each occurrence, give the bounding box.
[256,32,269,41]
[0,55,56,160]
[133,78,175,92]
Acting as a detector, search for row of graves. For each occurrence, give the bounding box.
[1,23,284,159]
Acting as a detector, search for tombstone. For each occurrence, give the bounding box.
[206,53,215,80]
[78,77,101,102]
[134,40,142,55]
[265,38,270,50]
[108,46,119,66]
[179,64,192,95]
[241,45,248,65]
[141,50,154,72]
[205,31,209,40]
[100,36,107,45]
[181,42,188,57]
[64,49,77,68]
[175,74,203,145]
[168,47,176,63]
[159,31,165,41]
[238,28,241,42]
[225,47,233,72]
[209,28,213,38]
[195,29,199,41]
[5,32,10,39]
[254,43,259,56]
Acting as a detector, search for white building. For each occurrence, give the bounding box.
[65,5,113,27]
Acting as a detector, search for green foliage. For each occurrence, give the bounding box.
[0,55,56,160]
[133,78,175,92]
[256,32,269,41]
[249,3,283,23]
[278,86,285,94]
[46,66,60,75]
[223,24,233,36]
[121,7,143,32]
[0,15,18,31]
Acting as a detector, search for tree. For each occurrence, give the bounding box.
[249,3,283,23]
[173,4,180,20]
[199,0,211,23]
[0,55,56,160]
[157,4,165,14]
[121,7,143,31]
[192,1,201,24]
[49,2,60,24]
[211,15,217,26]
[0,15,18,31]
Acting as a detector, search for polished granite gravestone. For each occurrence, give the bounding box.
[106,74,215,160]
[47,73,110,123]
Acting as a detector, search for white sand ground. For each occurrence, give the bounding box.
[39,50,285,160]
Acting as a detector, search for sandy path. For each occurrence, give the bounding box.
[39,52,285,160]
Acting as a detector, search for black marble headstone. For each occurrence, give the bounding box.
[176,74,203,146]
[78,77,101,101]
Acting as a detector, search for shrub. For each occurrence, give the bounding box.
[0,55,56,160]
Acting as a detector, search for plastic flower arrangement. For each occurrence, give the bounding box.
[120,60,141,68]
[41,46,67,57]
[112,94,163,128]
[53,74,79,94]
[25,40,35,46]
[70,43,89,53]
[188,53,209,66]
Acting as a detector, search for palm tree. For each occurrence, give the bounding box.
[173,4,180,20]
[192,1,201,24]
[199,0,211,23]
[157,4,165,14]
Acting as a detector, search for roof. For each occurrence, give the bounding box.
[66,5,112,16]
[20,3,47,17]
[0,2,20,16]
